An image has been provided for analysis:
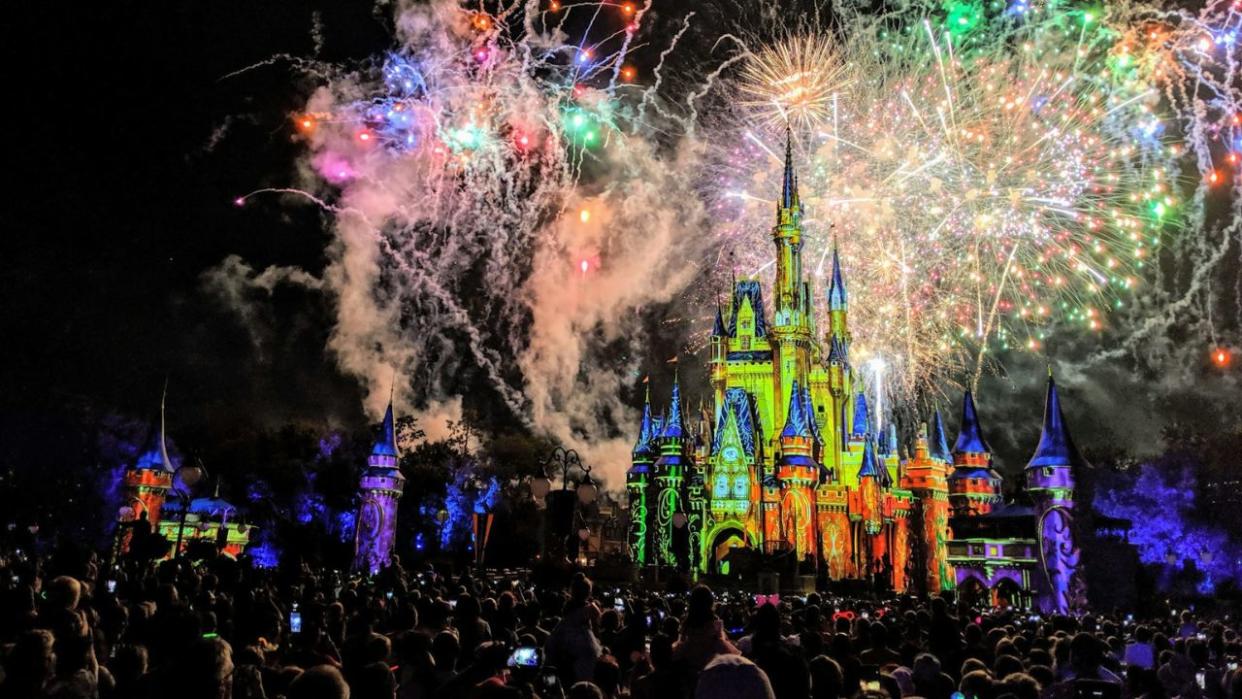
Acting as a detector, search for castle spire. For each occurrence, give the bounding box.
[930,409,952,462]
[827,245,848,311]
[858,437,881,479]
[802,384,822,442]
[372,399,399,459]
[781,380,811,439]
[1027,373,1083,469]
[851,391,870,438]
[712,299,726,337]
[136,385,175,472]
[659,371,684,440]
[633,379,655,456]
[781,126,798,210]
[952,391,991,456]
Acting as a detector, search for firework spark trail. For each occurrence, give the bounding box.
[636,12,696,131]
[217,0,1240,480]
[219,0,725,483]
[695,0,1241,402]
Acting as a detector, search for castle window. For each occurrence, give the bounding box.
[1043,467,1053,477]
[733,476,749,498]
[714,475,729,498]
[741,338,751,350]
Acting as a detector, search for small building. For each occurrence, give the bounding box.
[159,492,253,558]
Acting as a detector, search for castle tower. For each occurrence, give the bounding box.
[948,391,1002,516]
[1027,372,1084,614]
[354,400,406,574]
[653,373,692,569]
[627,384,656,565]
[119,407,175,548]
[777,381,818,559]
[900,420,953,593]
[770,130,814,435]
[857,437,886,576]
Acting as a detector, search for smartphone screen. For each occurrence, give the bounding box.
[507,647,541,668]
[290,611,303,634]
[106,580,117,593]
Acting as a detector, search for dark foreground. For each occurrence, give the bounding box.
[0,545,1235,699]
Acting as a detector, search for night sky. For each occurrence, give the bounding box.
[3,1,1239,484]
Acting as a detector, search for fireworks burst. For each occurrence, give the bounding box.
[736,34,851,131]
[701,0,1241,398]
[227,0,1240,477]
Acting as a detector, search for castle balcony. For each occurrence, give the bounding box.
[947,538,1038,564]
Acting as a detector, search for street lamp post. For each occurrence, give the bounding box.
[530,447,597,561]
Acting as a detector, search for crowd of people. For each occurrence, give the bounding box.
[1,544,1240,699]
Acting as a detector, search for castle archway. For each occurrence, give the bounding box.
[704,522,753,575]
[993,577,1025,609]
[957,574,988,608]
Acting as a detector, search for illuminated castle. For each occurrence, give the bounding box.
[353,399,406,574]
[627,135,1082,611]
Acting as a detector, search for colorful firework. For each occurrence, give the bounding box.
[236,0,1240,478]
[700,0,1241,398]
[735,33,851,131]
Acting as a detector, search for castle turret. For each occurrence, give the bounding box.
[123,414,175,530]
[653,373,692,569]
[354,399,406,574]
[777,381,818,559]
[1027,372,1083,614]
[627,382,656,565]
[857,438,884,556]
[948,391,1002,516]
[901,421,953,593]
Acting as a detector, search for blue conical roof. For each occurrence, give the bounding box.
[727,280,768,338]
[952,391,991,455]
[633,385,655,457]
[802,385,822,442]
[930,410,952,462]
[851,392,870,438]
[659,375,684,440]
[827,247,847,311]
[781,381,811,439]
[372,402,399,458]
[887,423,899,455]
[134,422,173,471]
[859,438,881,479]
[712,303,726,337]
[1027,374,1083,469]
